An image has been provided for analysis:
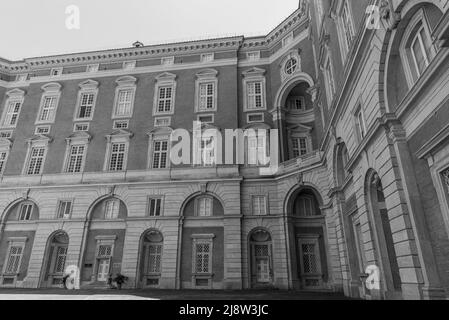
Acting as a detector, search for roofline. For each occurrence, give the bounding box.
[0,7,305,72]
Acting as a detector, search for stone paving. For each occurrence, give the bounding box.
[0,288,351,300]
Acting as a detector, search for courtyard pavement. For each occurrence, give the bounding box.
[0,288,351,300]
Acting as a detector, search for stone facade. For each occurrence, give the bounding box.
[0,0,448,299]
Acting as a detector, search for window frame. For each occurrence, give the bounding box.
[18,203,34,221]
[195,69,218,113]
[1,237,27,282]
[74,80,99,121]
[195,196,213,217]
[24,144,48,175]
[200,53,215,63]
[0,90,25,129]
[354,105,367,142]
[35,83,62,125]
[56,200,73,219]
[147,196,164,217]
[104,199,120,220]
[242,68,267,112]
[64,142,87,174]
[112,77,137,119]
[336,0,356,61]
[400,9,438,88]
[73,122,89,132]
[153,73,177,116]
[0,149,9,176]
[322,53,336,107]
[252,195,268,216]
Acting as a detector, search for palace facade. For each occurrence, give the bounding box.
[0,0,448,299]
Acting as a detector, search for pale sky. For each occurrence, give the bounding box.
[0,0,299,61]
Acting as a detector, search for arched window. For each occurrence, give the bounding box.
[140,230,163,287]
[249,229,273,286]
[292,191,320,217]
[42,231,69,287]
[296,195,316,217]
[400,9,437,87]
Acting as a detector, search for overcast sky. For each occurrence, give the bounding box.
[0,0,299,61]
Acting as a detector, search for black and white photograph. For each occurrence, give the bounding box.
[0,0,448,312]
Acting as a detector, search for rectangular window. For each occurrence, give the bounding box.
[113,120,129,129]
[301,242,319,274]
[65,145,85,173]
[54,246,68,273]
[0,150,8,174]
[247,113,264,123]
[355,107,367,140]
[194,242,211,273]
[38,95,58,122]
[148,198,162,217]
[247,81,263,110]
[292,137,308,158]
[252,196,267,216]
[161,57,174,65]
[35,126,50,135]
[247,135,267,166]
[411,27,431,76]
[282,33,294,47]
[123,61,136,70]
[201,53,214,63]
[247,51,261,61]
[19,204,33,221]
[26,146,46,175]
[324,59,336,104]
[104,200,119,219]
[0,131,13,138]
[198,82,215,111]
[5,246,23,274]
[108,143,126,171]
[341,0,355,51]
[154,117,171,127]
[1,100,22,127]
[197,114,214,124]
[152,140,168,169]
[201,137,215,166]
[197,197,213,217]
[57,200,72,219]
[50,68,63,77]
[114,89,134,117]
[74,123,89,132]
[16,74,28,82]
[77,92,96,119]
[290,97,305,110]
[148,244,162,273]
[157,86,173,113]
[86,64,99,73]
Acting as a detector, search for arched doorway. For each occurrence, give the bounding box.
[137,229,164,288]
[366,171,402,298]
[0,199,39,287]
[41,231,69,287]
[179,193,224,289]
[80,196,127,287]
[286,187,329,290]
[249,229,273,288]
